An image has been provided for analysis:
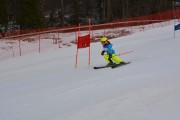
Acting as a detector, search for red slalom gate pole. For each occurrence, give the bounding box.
[18,31,21,56]
[116,51,134,56]
[39,31,40,53]
[58,32,60,48]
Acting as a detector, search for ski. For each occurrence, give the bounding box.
[111,62,131,69]
[94,62,130,69]
[94,63,117,69]
[93,66,110,69]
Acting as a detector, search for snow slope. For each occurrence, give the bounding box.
[0,25,180,120]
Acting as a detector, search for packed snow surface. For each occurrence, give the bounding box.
[0,25,180,120]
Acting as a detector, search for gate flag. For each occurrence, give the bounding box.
[77,34,90,49]
[175,23,180,31]
[75,19,91,68]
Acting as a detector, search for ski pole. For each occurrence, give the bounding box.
[116,51,134,56]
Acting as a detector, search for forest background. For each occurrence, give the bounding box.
[0,0,179,31]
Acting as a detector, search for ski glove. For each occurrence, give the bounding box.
[101,50,105,55]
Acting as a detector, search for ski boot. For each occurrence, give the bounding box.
[118,61,126,65]
[106,62,115,67]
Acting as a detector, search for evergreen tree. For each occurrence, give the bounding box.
[71,0,80,25]
[0,0,9,31]
[17,0,44,29]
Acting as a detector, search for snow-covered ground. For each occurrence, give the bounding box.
[0,21,171,60]
[0,24,180,120]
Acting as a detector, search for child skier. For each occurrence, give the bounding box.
[100,37,125,66]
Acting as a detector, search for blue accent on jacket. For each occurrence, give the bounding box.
[103,43,115,54]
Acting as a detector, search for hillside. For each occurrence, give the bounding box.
[0,24,180,120]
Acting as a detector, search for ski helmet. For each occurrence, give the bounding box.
[100,37,108,42]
